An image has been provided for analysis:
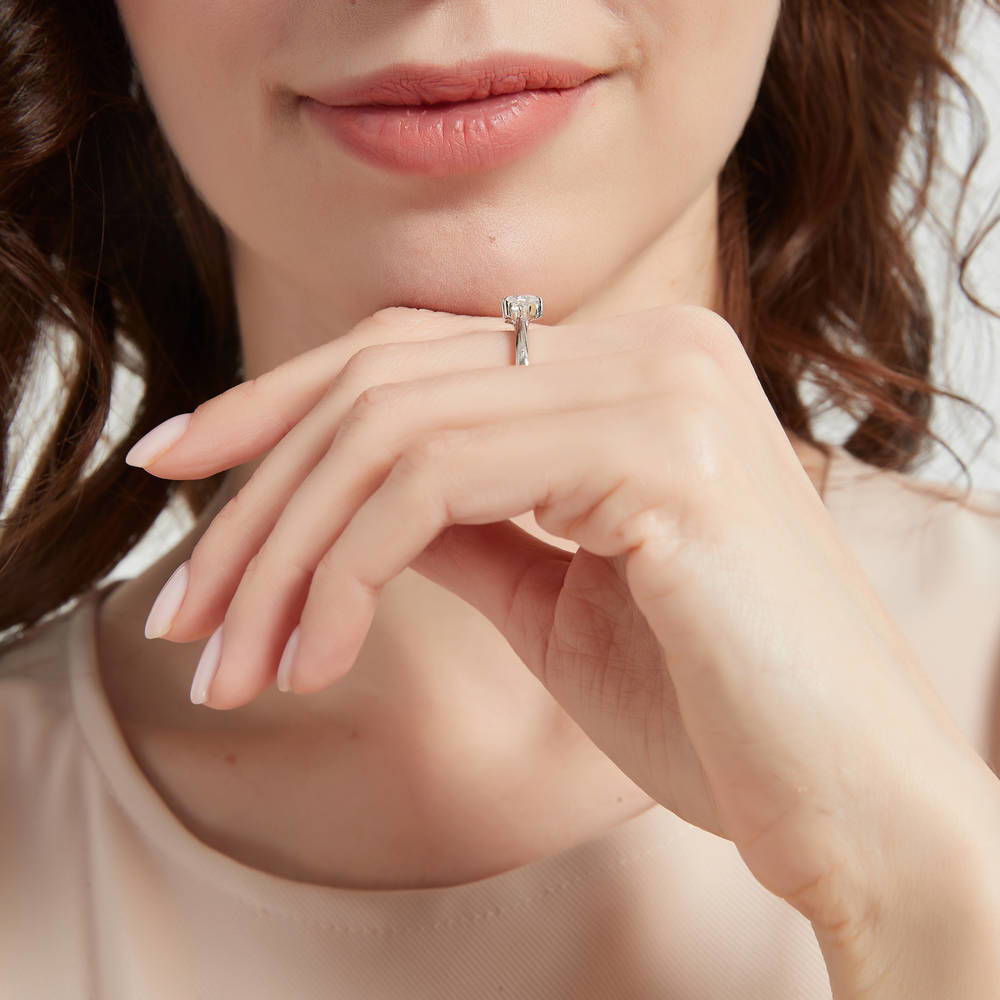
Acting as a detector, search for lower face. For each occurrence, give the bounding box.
[114,1,781,323]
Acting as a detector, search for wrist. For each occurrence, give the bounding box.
[814,772,1000,999]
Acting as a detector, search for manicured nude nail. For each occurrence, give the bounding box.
[190,625,224,705]
[125,412,193,468]
[144,561,190,639]
[276,626,301,693]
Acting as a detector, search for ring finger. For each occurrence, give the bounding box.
[201,345,671,708]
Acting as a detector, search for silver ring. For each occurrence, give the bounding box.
[501,295,543,366]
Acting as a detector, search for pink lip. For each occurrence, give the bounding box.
[300,53,608,177]
[304,52,606,107]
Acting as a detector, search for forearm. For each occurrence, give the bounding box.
[814,771,1000,999]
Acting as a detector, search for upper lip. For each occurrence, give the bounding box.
[304,51,607,108]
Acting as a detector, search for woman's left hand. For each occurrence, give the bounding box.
[127,303,1000,958]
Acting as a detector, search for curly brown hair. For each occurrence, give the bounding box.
[1,0,998,640]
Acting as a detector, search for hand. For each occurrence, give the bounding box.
[128,303,1000,948]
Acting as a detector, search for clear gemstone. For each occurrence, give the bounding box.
[501,294,543,323]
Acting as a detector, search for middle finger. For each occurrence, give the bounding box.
[200,344,672,708]
[163,314,650,643]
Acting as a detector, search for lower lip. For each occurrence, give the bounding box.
[303,77,601,177]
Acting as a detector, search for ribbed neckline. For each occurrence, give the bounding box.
[64,444,850,928]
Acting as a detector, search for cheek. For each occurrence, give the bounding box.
[114,0,292,221]
[114,1,286,148]
[636,0,782,185]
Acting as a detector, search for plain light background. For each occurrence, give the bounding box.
[861,0,1000,491]
[6,4,1000,586]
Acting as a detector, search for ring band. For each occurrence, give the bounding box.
[501,295,543,366]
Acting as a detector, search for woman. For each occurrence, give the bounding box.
[2,0,1000,996]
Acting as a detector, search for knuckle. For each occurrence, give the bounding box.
[349,307,409,339]
[683,308,746,363]
[636,305,744,380]
[337,381,402,440]
[358,305,470,340]
[351,381,399,415]
[359,305,441,338]
[235,372,274,404]
[677,302,724,324]
[369,304,453,327]
[367,305,416,326]
[341,342,390,384]
[671,303,738,341]
[675,345,731,391]
[242,544,311,592]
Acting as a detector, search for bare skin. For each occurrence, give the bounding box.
[101,0,827,890]
[95,435,832,890]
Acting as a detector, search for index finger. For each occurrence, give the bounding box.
[124,306,505,478]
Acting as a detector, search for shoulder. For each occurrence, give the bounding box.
[0,601,83,805]
[825,447,1000,767]
[0,591,81,675]
[0,595,113,947]
[0,603,77,706]
[825,446,1000,574]
[822,445,1000,655]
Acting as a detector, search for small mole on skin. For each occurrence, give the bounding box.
[349,729,360,740]
[224,752,237,765]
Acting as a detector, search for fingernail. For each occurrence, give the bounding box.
[125,412,193,468]
[276,625,300,693]
[190,625,224,705]
[144,561,190,639]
